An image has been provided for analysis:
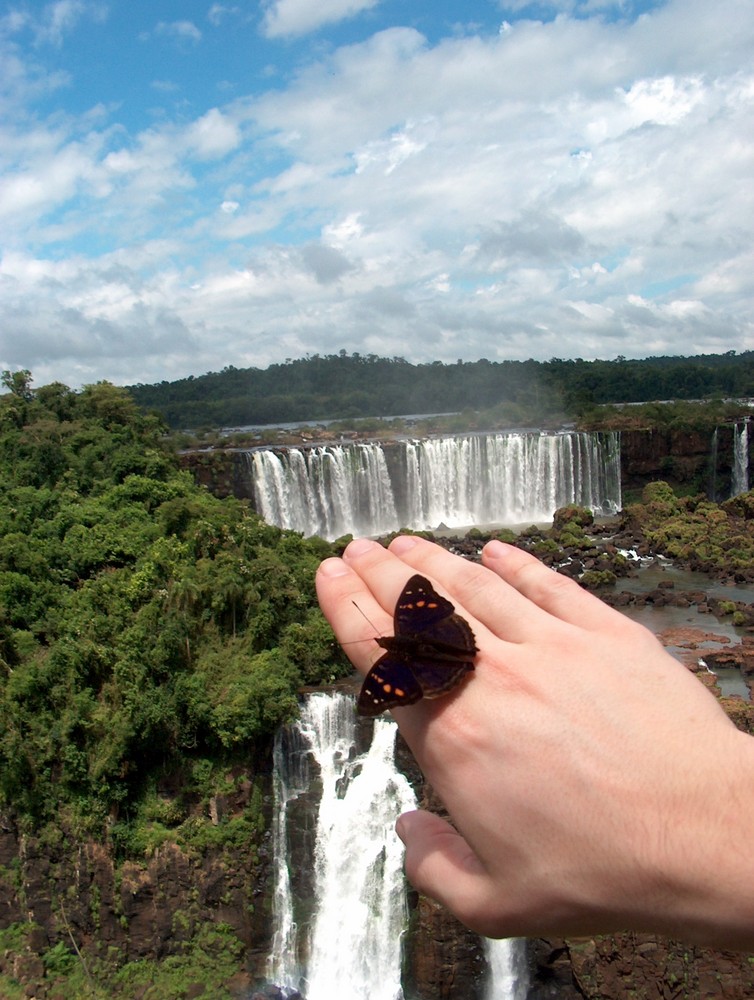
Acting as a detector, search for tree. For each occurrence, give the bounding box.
[1,369,34,400]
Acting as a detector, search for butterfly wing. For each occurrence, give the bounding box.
[357,574,478,716]
[395,574,478,657]
[411,657,475,701]
[394,575,456,632]
[357,656,423,717]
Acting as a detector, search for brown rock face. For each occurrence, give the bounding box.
[620,426,741,497]
[567,934,754,999]
[0,787,273,993]
[404,895,487,1000]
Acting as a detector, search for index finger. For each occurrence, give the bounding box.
[315,555,394,676]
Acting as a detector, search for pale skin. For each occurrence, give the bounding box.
[315,534,754,950]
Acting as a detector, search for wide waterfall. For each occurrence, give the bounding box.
[267,691,530,999]
[732,421,750,497]
[247,430,621,540]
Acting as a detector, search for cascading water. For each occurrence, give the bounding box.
[267,691,531,999]
[485,939,529,1000]
[268,692,417,1000]
[732,421,750,497]
[250,444,399,539]
[247,431,621,540]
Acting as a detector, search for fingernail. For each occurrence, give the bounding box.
[483,539,509,560]
[389,534,419,554]
[317,557,351,577]
[395,809,418,842]
[344,537,380,557]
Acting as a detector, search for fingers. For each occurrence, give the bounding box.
[396,810,504,938]
[386,531,634,636]
[482,539,632,633]
[315,537,474,674]
[383,533,564,644]
[387,533,557,643]
[317,532,637,693]
[315,553,395,675]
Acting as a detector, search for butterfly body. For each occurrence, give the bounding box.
[357,574,477,717]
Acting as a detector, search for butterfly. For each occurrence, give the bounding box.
[357,574,478,716]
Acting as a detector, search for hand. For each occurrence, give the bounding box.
[316,534,754,948]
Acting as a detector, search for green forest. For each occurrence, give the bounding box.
[127,350,754,429]
[0,372,349,844]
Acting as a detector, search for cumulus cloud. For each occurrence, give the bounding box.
[261,0,382,38]
[1,0,753,388]
[150,20,202,46]
[186,108,241,159]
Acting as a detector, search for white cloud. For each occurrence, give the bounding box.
[152,20,202,45]
[261,0,382,38]
[1,0,754,388]
[186,108,241,159]
[208,4,243,28]
[0,1,106,48]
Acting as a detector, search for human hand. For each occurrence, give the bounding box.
[316,534,754,948]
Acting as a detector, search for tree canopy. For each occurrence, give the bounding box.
[126,350,754,429]
[0,379,348,837]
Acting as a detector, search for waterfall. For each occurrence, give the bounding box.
[250,444,399,539]
[485,939,529,1000]
[268,692,417,1000]
[732,421,750,497]
[247,430,621,540]
[268,692,531,999]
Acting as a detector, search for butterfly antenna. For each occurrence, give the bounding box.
[340,600,380,646]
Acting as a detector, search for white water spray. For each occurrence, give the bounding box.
[732,421,750,497]
[268,693,417,1000]
[248,431,621,539]
[485,938,530,1000]
[250,444,399,540]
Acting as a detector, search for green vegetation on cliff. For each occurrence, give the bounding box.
[0,373,349,839]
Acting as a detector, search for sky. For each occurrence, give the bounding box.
[1,0,753,390]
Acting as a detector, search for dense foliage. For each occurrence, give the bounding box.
[0,373,348,835]
[627,481,754,579]
[127,349,754,429]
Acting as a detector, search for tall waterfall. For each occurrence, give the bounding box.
[485,939,529,1000]
[268,692,530,1000]
[732,421,750,497]
[268,692,417,1000]
[248,430,621,540]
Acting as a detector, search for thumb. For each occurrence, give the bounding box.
[396,810,502,937]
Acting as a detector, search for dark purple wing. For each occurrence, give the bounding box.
[357,657,423,716]
[394,574,477,657]
[411,657,475,701]
[357,574,478,715]
[394,575,456,632]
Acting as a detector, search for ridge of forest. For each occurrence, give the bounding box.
[127,350,754,430]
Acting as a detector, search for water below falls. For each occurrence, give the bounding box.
[247,430,621,540]
[267,692,530,999]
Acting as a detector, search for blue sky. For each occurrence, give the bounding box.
[1,0,752,389]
